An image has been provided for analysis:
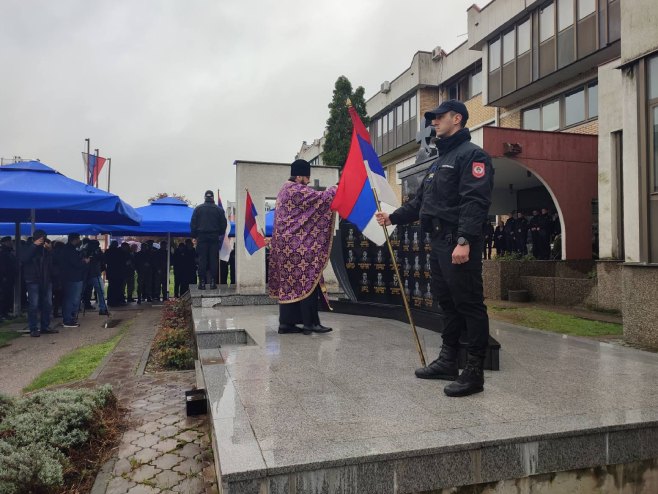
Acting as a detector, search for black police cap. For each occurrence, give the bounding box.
[424,100,469,126]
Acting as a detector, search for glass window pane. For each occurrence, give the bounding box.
[403,100,409,121]
[449,84,458,100]
[489,38,501,71]
[649,55,658,100]
[540,3,555,42]
[565,88,585,126]
[410,95,417,117]
[383,115,388,134]
[558,0,574,31]
[653,106,658,191]
[542,100,560,130]
[518,18,531,54]
[396,106,403,126]
[588,82,598,117]
[503,30,515,64]
[523,108,541,130]
[388,111,394,129]
[578,0,596,19]
[471,68,482,95]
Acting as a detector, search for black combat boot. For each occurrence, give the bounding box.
[414,345,459,380]
[209,279,217,290]
[198,282,206,290]
[444,354,485,397]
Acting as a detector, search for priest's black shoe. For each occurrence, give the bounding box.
[278,324,303,334]
[444,354,485,397]
[415,345,459,380]
[302,324,332,334]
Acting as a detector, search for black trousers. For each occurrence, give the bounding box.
[197,235,219,284]
[125,271,135,300]
[430,232,489,357]
[137,268,152,301]
[279,286,321,327]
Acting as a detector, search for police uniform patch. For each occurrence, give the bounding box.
[472,162,485,178]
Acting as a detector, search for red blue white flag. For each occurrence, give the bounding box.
[82,152,107,187]
[244,190,266,256]
[330,106,398,245]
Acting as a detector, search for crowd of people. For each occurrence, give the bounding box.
[0,231,227,337]
[482,208,561,260]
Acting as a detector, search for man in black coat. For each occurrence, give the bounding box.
[134,243,153,303]
[0,236,17,320]
[105,240,126,307]
[190,190,227,290]
[55,233,89,328]
[21,230,56,336]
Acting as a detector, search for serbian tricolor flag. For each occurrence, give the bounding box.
[82,152,107,187]
[330,106,399,246]
[244,190,266,256]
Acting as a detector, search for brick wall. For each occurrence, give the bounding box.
[418,88,440,118]
[563,120,599,135]
[500,111,521,128]
[465,95,496,127]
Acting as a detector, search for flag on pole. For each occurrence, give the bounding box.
[217,190,223,209]
[244,190,266,255]
[81,152,107,187]
[219,221,233,262]
[330,105,399,245]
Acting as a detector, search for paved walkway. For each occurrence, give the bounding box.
[84,306,217,494]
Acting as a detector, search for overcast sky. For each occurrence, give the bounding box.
[0,0,486,207]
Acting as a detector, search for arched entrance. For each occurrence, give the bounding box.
[482,127,598,260]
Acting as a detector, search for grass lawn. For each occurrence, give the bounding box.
[0,331,21,347]
[23,321,131,392]
[488,305,623,337]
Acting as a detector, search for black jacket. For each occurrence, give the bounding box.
[55,243,87,283]
[0,245,17,285]
[389,128,493,241]
[21,243,53,284]
[190,200,227,238]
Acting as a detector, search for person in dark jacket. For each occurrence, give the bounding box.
[0,236,17,320]
[493,220,506,257]
[529,210,541,258]
[83,239,108,315]
[21,230,57,336]
[105,241,126,307]
[124,243,137,302]
[376,100,494,397]
[57,233,90,327]
[482,221,494,260]
[51,241,64,318]
[134,243,153,303]
[190,190,227,290]
[172,242,188,297]
[514,211,529,255]
[503,213,516,254]
[184,238,197,287]
[152,241,169,301]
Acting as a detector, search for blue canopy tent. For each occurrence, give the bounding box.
[98,197,197,295]
[0,161,140,225]
[0,160,140,315]
[0,223,104,236]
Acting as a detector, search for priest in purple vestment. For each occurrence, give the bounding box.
[268,159,337,335]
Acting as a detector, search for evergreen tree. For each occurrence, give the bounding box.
[324,76,370,169]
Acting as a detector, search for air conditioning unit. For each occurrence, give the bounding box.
[381,81,391,93]
[432,46,445,61]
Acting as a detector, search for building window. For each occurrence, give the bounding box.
[489,38,501,71]
[471,66,482,95]
[503,29,515,64]
[588,81,598,118]
[403,100,409,122]
[517,18,531,55]
[410,95,417,117]
[578,0,596,19]
[540,2,555,42]
[396,106,403,126]
[649,55,658,191]
[558,0,574,31]
[521,80,598,130]
[542,99,560,130]
[564,87,585,126]
[523,107,541,130]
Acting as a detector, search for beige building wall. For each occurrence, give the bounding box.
[621,0,658,64]
[597,59,624,260]
[465,95,495,127]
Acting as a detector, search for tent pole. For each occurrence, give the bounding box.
[30,209,35,236]
[166,232,171,299]
[13,222,21,316]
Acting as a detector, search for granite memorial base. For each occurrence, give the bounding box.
[190,295,658,494]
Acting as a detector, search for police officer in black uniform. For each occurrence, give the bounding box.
[376,100,494,397]
[190,190,227,290]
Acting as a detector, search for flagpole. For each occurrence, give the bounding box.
[94,148,99,188]
[85,138,90,183]
[346,97,426,367]
[107,158,112,192]
[372,187,426,367]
